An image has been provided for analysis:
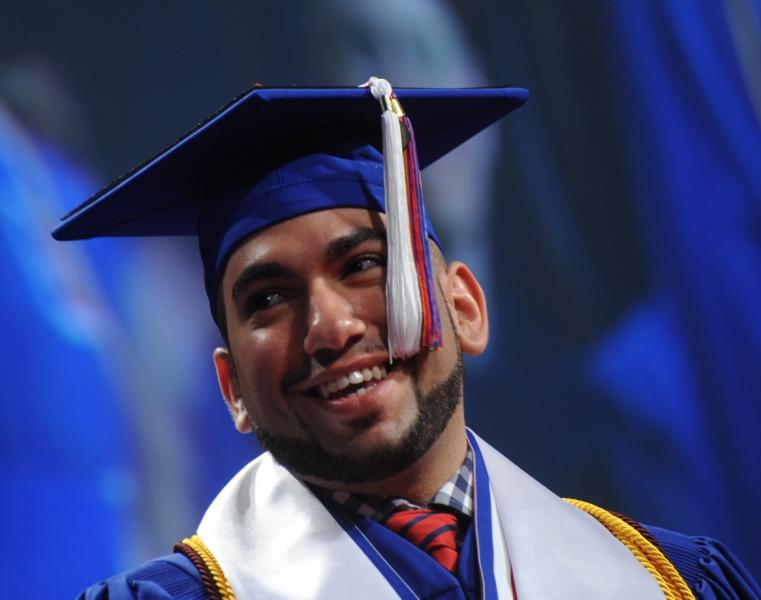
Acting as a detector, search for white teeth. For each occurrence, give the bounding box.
[317,364,389,399]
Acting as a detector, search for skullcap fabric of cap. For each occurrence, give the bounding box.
[197,142,395,308]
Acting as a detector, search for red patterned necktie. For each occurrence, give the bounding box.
[382,508,460,572]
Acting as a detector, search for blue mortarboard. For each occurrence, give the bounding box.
[53,80,527,355]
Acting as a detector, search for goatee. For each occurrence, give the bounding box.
[252,354,463,484]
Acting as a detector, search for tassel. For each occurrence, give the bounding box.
[366,77,442,358]
[402,114,442,350]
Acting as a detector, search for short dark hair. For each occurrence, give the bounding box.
[214,283,230,348]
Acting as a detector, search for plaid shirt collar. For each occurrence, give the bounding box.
[326,445,474,522]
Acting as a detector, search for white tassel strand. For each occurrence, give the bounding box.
[367,77,423,359]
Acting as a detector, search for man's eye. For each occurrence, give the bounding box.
[344,254,385,276]
[246,290,284,314]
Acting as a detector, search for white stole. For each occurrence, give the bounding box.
[198,433,664,599]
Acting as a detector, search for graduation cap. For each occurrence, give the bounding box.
[53,78,528,358]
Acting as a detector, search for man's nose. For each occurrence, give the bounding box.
[303,281,366,361]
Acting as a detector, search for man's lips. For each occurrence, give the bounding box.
[291,354,394,398]
[296,359,407,417]
[317,364,389,400]
[315,365,400,416]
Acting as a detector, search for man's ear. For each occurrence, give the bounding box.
[213,347,252,433]
[438,261,489,356]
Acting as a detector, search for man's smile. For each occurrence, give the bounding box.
[316,363,390,400]
[216,208,468,482]
[296,357,406,418]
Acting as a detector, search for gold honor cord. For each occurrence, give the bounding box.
[174,534,237,600]
[564,499,695,600]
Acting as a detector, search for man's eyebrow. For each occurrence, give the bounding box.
[231,262,294,302]
[231,228,384,301]
[326,227,386,260]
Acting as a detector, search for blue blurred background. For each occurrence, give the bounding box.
[2,1,760,596]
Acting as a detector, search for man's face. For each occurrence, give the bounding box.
[218,207,467,484]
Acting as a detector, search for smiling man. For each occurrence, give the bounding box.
[57,80,759,599]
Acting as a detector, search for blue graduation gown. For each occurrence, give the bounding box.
[79,429,758,600]
[79,523,760,599]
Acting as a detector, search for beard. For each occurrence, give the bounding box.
[251,352,464,484]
